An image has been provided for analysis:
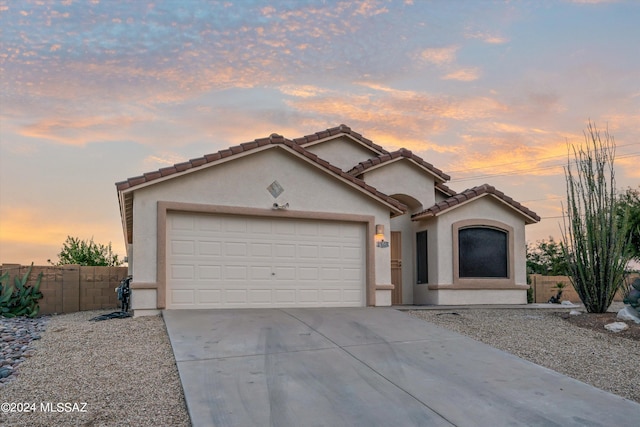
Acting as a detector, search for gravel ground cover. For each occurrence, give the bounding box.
[0,311,190,427]
[408,305,640,404]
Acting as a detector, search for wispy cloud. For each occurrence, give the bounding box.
[353,0,389,17]
[442,68,481,81]
[20,115,144,146]
[142,152,187,168]
[465,31,509,44]
[418,46,459,65]
[278,85,329,98]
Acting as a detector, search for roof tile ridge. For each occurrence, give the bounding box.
[292,124,389,154]
[436,182,457,196]
[117,133,283,191]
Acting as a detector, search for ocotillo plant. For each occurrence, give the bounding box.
[561,121,632,313]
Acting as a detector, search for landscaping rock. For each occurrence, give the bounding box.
[569,310,582,316]
[617,306,640,324]
[0,316,48,385]
[604,322,629,333]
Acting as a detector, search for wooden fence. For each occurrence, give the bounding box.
[1,264,129,315]
[529,273,639,304]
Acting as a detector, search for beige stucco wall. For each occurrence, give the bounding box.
[129,146,394,310]
[425,289,527,305]
[303,136,381,171]
[413,196,529,305]
[359,160,436,209]
[365,161,440,305]
[433,196,527,285]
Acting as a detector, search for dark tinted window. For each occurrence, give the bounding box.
[459,227,507,278]
[416,231,428,283]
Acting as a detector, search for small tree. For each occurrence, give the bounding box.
[617,186,640,262]
[526,237,569,276]
[49,236,123,267]
[560,121,632,313]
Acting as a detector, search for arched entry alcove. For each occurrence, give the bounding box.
[388,194,423,305]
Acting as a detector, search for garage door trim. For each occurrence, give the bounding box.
[155,201,376,309]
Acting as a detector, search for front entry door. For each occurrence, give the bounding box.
[391,231,402,305]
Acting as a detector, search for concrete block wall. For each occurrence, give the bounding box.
[1,264,128,315]
[529,273,638,304]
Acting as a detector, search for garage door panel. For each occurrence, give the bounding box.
[225,289,248,304]
[199,265,221,280]
[299,267,319,280]
[298,244,318,258]
[199,241,221,256]
[321,267,341,280]
[250,243,272,257]
[343,289,363,303]
[170,240,195,256]
[322,289,342,303]
[342,246,362,260]
[224,265,248,280]
[273,266,296,280]
[167,213,366,309]
[171,215,195,231]
[249,221,272,234]
[250,266,273,280]
[171,289,195,305]
[320,245,341,259]
[273,222,295,235]
[170,265,195,280]
[225,217,247,233]
[197,215,221,231]
[298,222,319,236]
[298,289,319,303]
[343,267,363,281]
[274,289,296,304]
[225,242,248,257]
[249,289,273,304]
[319,223,341,237]
[198,289,221,304]
[274,244,296,258]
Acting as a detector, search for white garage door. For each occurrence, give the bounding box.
[166,212,366,309]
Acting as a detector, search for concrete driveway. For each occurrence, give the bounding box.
[163,308,640,427]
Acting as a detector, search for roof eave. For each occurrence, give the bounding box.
[412,193,540,224]
[302,133,388,156]
[352,157,449,183]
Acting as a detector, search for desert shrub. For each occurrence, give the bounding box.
[561,121,632,313]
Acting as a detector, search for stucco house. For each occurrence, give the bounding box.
[116,125,540,316]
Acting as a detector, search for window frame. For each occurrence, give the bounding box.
[452,219,515,287]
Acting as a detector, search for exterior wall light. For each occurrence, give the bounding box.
[375,224,389,247]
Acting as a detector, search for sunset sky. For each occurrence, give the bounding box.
[1,0,638,265]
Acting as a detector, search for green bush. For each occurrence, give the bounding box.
[49,236,123,267]
[0,263,44,318]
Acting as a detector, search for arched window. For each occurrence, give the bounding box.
[458,227,508,278]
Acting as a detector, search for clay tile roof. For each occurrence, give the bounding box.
[190,157,207,168]
[116,131,406,228]
[346,148,450,182]
[436,183,457,197]
[143,171,162,181]
[292,124,389,155]
[412,184,540,223]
